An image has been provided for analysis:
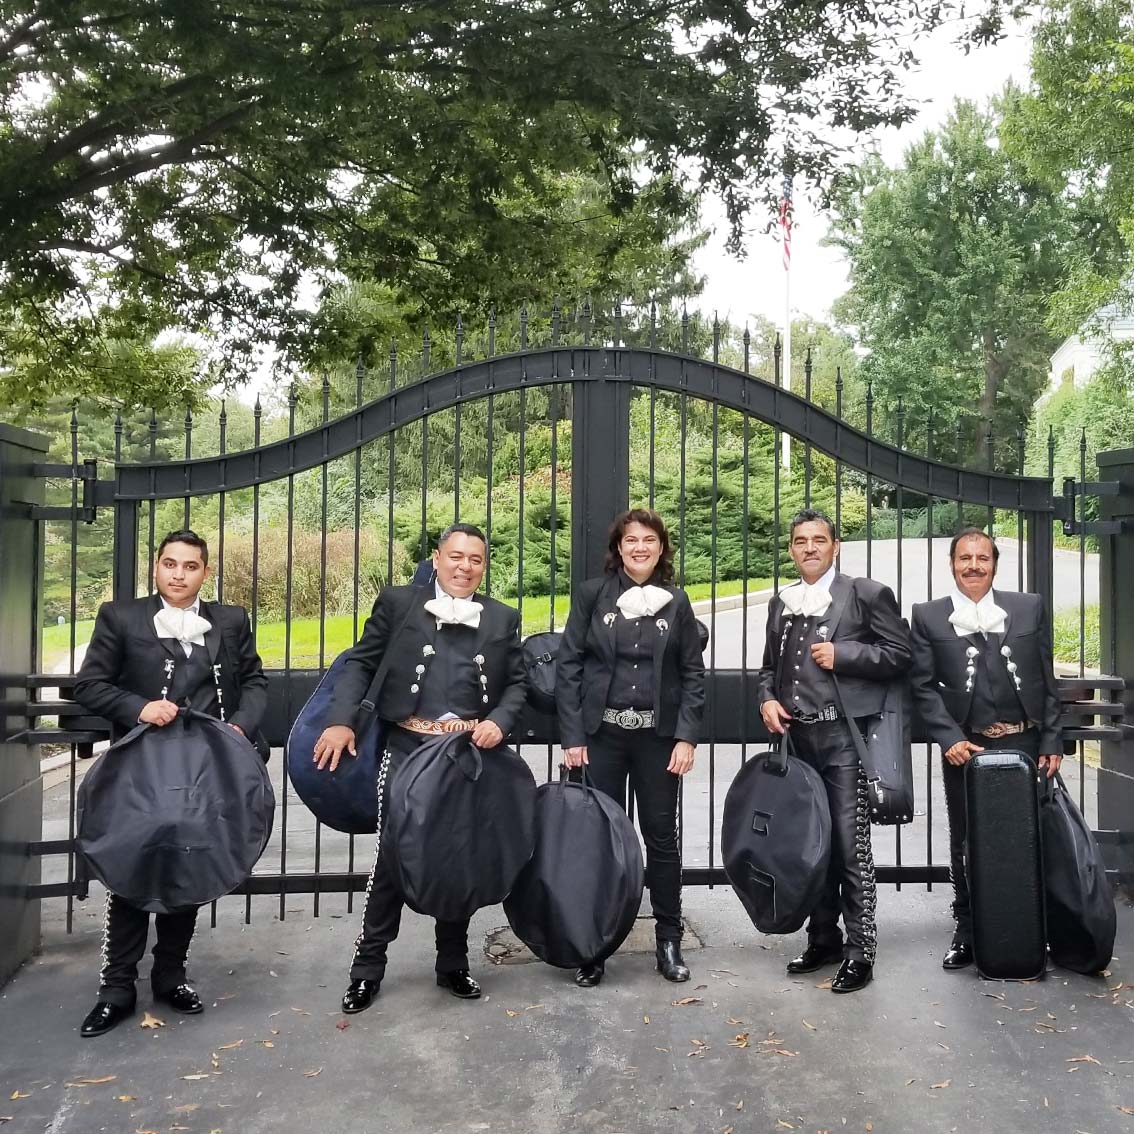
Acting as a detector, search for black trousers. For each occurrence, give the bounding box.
[942,727,1041,945]
[350,727,470,982]
[585,723,682,942]
[790,719,878,964]
[97,893,198,1007]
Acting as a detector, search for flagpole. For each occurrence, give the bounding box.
[780,174,792,472]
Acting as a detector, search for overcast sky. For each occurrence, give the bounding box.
[691,19,1035,331]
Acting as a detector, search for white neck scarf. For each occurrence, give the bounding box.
[154,601,211,656]
[780,566,835,618]
[948,589,1006,637]
[616,584,673,620]
[424,592,481,628]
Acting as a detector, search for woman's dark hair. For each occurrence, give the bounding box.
[157,529,209,565]
[603,509,675,584]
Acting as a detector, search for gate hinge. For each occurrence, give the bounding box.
[29,458,108,523]
[1054,477,1129,536]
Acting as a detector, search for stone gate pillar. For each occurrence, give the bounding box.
[1096,447,1134,888]
[0,424,48,985]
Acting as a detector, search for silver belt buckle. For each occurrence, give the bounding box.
[616,709,644,730]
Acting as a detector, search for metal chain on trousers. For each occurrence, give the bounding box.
[97,888,114,988]
[349,748,392,971]
[855,765,879,964]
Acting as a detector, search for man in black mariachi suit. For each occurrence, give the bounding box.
[72,529,268,1037]
[314,523,528,1013]
[909,527,1062,970]
[757,509,911,993]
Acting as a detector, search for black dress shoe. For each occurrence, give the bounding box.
[831,959,873,994]
[156,984,203,1014]
[341,978,381,1014]
[574,962,605,988]
[436,969,481,999]
[655,940,691,983]
[942,939,974,970]
[786,943,844,974]
[80,1000,134,1038]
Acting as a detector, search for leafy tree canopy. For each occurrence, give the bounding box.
[827,97,1075,465]
[1,0,1011,406]
[1001,0,1134,333]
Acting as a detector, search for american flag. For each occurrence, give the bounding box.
[778,174,793,272]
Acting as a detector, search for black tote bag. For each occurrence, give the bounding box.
[1040,774,1116,974]
[382,732,537,922]
[77,709,275,913]
[504,768,645,968]
[722,733,832,934]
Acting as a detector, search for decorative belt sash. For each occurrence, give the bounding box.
[792,705,841,725]
[399,716,480,735]
[974,720,1029,739]
[601,708,656,730]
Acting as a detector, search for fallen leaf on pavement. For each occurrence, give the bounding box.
[304,1068,323,1078]
[815,978,833,990]
[643,1016,650,1025]
[116,1095,137,1102]
[777,1122,795,1130]
[728,1033,750,1049]
[218,1040,243,1050]
[8,1094,28,1102]
[673,997,702,1006]
[736,1101,744,1111]
[505,1010,519,1018]
[930,1080,951,1090]
[65,1077,118,1087]
[181,1074,211,1081]
[1117,1107,1134,1116]
[1067,1055,1102,1065]
[173,1105,199,1113]
[140,1012,165,1029]
[290,1007,311,1016]
[773,1049,798,1057]
[726,1018,744,1026]
[260,1040,275,1048]
[933,1021,947,1029]
[802,1020,817,1031]
[335,1020,350,1031]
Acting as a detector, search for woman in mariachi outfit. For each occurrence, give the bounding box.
[557,509,706,988]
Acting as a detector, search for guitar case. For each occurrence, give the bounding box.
[965,751,1046,980]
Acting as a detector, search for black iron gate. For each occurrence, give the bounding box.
[2,308,1125,965]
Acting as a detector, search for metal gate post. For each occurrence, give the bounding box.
[0,424,49,985]
[1096,447,1134,887]
[571,354,630,582]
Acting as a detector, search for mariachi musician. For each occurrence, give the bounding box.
[757,508,911,994]
[313,523,528,1012]
[557,508,705,988]
[909,527,1062,971]
[72,529,268,1037]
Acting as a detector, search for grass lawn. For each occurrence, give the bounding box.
[40,577,775,671]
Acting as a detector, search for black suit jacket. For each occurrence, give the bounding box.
[556,574,706,747]
[756,572,911,716]
[325,585,528,735]
[909,589,1062,755]
[73,595,269,745]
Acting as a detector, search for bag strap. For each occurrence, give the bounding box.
[356,595,424,734]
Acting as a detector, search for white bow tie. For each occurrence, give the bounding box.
[948,592,1007,637]
[780,584,832,618]
[616,585,673,620]
[153,605,211,646]
[424,594,481,628]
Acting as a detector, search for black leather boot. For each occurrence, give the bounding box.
[655,940,690,982]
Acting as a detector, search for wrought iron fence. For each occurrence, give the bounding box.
[9,302,1119,933]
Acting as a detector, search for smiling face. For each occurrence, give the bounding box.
[154,541,209,608]
[951,533,997,602]
[433,531,487,598]
[789,520,838,585]
[619,521,663,583]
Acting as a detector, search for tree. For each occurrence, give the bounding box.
[1,1,1011,404]
[1001,0,1133,335]
[827,98,1074,465]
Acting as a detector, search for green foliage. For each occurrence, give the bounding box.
[828,98,1075,467]
[1,1,1011,403]
[1002,0,1134,335]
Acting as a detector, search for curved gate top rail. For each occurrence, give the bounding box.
[112,347,1053,512]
